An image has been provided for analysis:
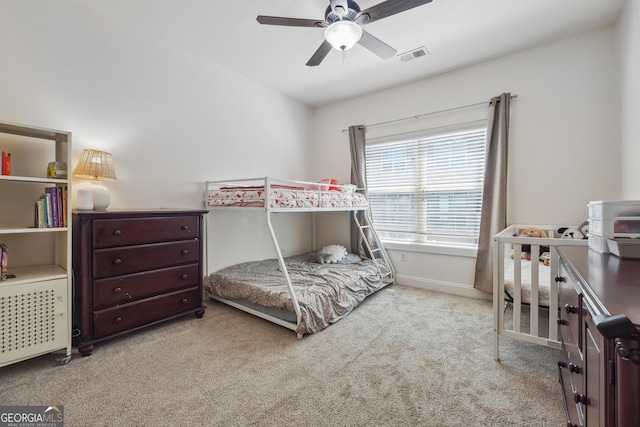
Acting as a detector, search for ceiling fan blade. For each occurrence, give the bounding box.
[358,0,432,24]
[358,30,396,59]
[306,40,333,67]
[257,15,325,27]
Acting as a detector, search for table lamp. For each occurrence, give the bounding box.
[72,149,117,210]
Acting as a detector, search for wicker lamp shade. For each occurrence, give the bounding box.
[72,149,117,181]
[72,149,116,210]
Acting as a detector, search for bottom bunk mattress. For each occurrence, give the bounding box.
[205,254,393,334]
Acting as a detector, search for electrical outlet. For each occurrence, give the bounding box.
[400,252,407,262]
[280,248,285,256]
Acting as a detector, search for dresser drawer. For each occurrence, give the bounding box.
[93,264,200,309]
[93,288,199,338]
[93,240,200,279]
[558,355,580,427]
[559,272,582,351]
[92,216,200,248]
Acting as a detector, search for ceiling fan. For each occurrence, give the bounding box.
[257,0,433,66]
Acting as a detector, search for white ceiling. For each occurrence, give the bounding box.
[76,0,626,107]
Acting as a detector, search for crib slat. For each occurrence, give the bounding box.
[548,246,559,342]
[530,244,540,336]
[513,245,522,333]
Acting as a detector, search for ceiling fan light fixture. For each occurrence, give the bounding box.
[324,20,363,51]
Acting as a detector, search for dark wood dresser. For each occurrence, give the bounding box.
[72,209,208,356]
[557,246,640,427]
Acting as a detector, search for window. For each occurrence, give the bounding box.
[365,124,487,246]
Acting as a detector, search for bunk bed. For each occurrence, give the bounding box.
[492,224,588,360]
[203,177,395,338]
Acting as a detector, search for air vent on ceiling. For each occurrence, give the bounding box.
[399,47,429,62]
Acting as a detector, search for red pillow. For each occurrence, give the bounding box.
[320,178,340,190]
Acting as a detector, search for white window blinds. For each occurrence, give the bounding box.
[365,125,487,246]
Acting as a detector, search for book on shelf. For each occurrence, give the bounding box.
[34,185,68,228]
[35,199,45,228]
[1,151,11,175]
[1,243,7,281]
[37,195,50,228]
[45,187,59,227]
[43,193,52,227]
[61,186,68,227]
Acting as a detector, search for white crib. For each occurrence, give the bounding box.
[492,224,588,361]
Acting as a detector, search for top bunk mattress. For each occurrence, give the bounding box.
[206,177,368,210]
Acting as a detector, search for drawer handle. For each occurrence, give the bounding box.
[565,304,579,315]
[617,343,640,364]
[557,318,567,326]
[181,250,189,255]
[573,391,591,406]
[114,258,122,265]
[555,276,566,283]
[114,317,122,323]
[181,274,188,279]
[568,363,582,374]
[113,287,122,294]
[181,225,189,231]
[113,229,122,236]
[181,298,189,304]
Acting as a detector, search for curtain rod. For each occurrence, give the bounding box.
[342,93,518,132]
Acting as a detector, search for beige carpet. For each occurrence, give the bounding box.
[0,285,563,426]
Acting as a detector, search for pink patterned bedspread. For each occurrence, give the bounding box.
[207,185,367,209]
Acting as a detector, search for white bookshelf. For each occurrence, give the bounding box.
[0,120,72,367]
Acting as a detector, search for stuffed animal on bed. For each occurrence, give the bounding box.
[558,221,589,239]
[320,244,348,263]
[510,226,550,261]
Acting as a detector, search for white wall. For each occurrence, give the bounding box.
[2,2,634,295]
[617,0,640,199]
[312,27,621,297]
[0,2,314,271]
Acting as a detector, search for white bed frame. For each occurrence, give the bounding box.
[203,177,395,338]
[493,224,588,360]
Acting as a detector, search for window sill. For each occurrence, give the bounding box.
[382,240,478,258]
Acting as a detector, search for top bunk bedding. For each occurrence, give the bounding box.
[205,177,368,210]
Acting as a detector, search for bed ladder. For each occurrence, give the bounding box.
[352,210,395,283]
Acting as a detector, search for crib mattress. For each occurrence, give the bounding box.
[503,258,551,306]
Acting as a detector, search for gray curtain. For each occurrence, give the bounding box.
[348,125,375,258]
[473,93,511,293]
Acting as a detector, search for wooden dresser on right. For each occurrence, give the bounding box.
[557,246,640,427]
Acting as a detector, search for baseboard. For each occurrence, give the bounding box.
[395,274,491,301]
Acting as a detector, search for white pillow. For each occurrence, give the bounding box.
[320,244,348,263]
